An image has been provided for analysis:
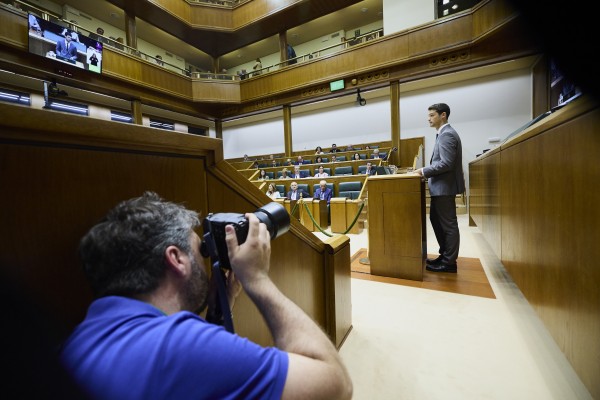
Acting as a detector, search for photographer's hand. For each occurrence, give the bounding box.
[225,213,353,400]
[225,213,271,285]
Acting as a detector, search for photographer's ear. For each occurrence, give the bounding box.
[165,245,187,277]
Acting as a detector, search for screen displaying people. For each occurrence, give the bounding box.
[27,13,103,74]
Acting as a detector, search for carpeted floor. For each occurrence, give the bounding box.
[350,248,495,299]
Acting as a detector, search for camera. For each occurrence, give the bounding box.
[200,202,290,269]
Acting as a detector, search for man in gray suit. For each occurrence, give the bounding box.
[415,103,465,273]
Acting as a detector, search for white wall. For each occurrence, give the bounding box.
[291,94,391,152]
[383,0,434,35]
[222,68,533,197]
[223,112,285,157]
[400,69,532,194]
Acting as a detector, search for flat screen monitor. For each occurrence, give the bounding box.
[375,166,392,175]
[27,13,103,74]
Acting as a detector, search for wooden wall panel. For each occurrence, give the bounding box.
[470,150,502,257]
[204,170,331,345]
[0,102,351,353]
[0,136,208,332]
[471,97,600,398]
[408,16,471,57]
[471,0,516,38]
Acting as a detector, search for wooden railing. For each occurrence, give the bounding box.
[0,101,352,349]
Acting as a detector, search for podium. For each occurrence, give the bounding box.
[367,174,426,280]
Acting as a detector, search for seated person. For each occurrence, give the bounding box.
[363,162,376,176]
[258,169,269,180]
[280,168,291,179]
[58,192,352,400]
[295,155,305,165]
[345,144,354,152]
[371,149,381,159]
[292,165,308,179]
[271,159,278,168]
[313,180,333,204]
[314,165,329,178]
[315,146,324,155]
[315,156,324,164]
[266,183,281,199]
[330,144,340,153]
[287,181,309,200]
[330,155,338,163]
[352,153,361,161]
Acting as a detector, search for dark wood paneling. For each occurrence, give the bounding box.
[470,97,600,398]
[0,101,351,353]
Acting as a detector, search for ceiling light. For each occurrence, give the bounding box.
[361,8,368,12]
[452,4,458,9]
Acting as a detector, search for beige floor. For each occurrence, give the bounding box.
[313,214,592,400]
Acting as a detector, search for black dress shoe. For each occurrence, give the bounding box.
[426,263,457,273]
[426,255,443,266]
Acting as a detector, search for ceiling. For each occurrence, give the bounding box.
[50,0,383,71]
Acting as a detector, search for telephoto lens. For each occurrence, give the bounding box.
[201,202,290,269]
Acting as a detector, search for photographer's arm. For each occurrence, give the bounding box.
[225,215,353,400]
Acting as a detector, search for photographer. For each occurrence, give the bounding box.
[59,191,352,400]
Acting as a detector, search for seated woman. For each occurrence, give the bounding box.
[315,155,324,164]
[258,169,269,180]
[352,152,361,161]
[315,146,324,155]
[280,168,291,179]
[266,183,281,199]
[314,165,329,178]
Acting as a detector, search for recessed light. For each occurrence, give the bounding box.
[361,8,368,12]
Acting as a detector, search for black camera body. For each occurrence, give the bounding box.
[201,202,290,269]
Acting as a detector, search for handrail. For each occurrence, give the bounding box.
[245,28,384,79]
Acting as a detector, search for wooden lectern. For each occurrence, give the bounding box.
[367,174,426,281]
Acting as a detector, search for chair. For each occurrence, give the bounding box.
[266,171,274,179]
[338,181,363,200]
[360,154,367,159]
[322,167,331,176]
[337,155,346,161]
[296,183,310,196]
[276,184,285,197]
[300,169,311,178]
[302,160,312,164]
[357,165,367,174]
[334,166,353,176]
[321,157,329,163]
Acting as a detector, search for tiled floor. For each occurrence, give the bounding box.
[313,214,592,399]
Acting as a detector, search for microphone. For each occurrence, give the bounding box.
[383,147,398,161]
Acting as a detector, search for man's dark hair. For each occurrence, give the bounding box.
[428,103,451,119]
[79,191,200,298]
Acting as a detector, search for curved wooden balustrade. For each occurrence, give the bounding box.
[0,0,538,119]
[0,102,352,349]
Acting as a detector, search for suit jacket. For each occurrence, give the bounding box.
[292,171,308,179]
[313,187,333,204]
[363,168,376,176]
[56,39,78,60]
[286,189,309,200]
[422,124,465,196]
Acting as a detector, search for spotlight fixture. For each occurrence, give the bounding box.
[356,88,366,106]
